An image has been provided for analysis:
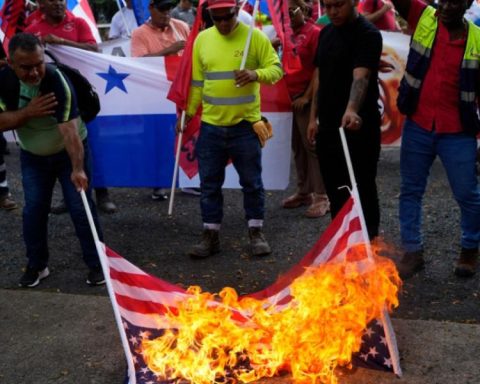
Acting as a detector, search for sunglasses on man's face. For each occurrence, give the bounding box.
[210,12,236,22]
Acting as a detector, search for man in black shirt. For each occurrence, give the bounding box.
[307,0,382,239]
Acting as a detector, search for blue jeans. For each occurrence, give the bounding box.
[196,121,264,224]
[21,141,103,270]
[400,119,480,252]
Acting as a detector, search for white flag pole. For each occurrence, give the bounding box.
[80,190,137,384]
[166,6,186,217]
[338,127,402,377]
[240,0,260,70]
[168,111,186,216]
[115,0,132,37]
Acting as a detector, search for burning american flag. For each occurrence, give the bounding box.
[92,196,401,384]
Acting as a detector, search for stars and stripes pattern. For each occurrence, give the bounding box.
[354,319,394,371]
[98,196,399,383]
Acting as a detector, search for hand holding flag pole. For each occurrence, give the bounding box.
[79,190,138,384]
[338,127,403,377]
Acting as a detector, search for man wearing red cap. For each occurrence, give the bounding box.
[185,0,283,259]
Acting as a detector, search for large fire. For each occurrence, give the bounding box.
[141,244,400,384]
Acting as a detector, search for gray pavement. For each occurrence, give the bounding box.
[1,288,479,384]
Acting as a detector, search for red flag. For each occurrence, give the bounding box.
[266,0,302,74]
[0,0,26,57]
[166,0,206,178]
[97,196,398,383]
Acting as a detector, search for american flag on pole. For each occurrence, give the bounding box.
[92,195,400,383]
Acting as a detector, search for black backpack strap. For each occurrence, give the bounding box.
[0,66,20,111]
[39,63,59,95]
[44,49,60,65]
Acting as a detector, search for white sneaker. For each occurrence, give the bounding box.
[181,187,201,196]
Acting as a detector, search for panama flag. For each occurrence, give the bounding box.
[66,0,102,42]
[47,45,292,189]
[48,45,177,187]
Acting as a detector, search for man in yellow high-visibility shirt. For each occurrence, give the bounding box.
[184,0,283,259]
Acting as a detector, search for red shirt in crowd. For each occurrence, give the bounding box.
[25,11,96,44]
[409,0,465,134]
[284,22,321,98]
[362,0,398,31]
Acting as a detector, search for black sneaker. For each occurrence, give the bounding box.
[96,195,117,214]
[151,188,168,201]
[19,267,50,288]
[86,267,106,286]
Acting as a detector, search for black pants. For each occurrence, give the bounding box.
[316,127,381,239]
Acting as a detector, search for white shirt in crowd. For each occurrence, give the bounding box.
[109,7,139,39]
[238,9,253,25]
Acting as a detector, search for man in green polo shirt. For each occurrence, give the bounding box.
[0,33,104,288]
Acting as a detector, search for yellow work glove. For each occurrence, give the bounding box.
[252,117,273,147]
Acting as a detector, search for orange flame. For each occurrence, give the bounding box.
[141,244,400,384]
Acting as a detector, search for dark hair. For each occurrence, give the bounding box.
[8,33,42,58]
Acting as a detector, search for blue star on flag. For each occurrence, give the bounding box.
[96,65,130,94]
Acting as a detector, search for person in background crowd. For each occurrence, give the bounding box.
[25,0,98,51]
[171,0,197,27]
[307,0,383,239]
[131,0,189,57]
[304,0,321,20]
[131,0,190,201]
[392,0,480,279]
[237,3,254,25]
[279,0,330,218]
[0,133,18,211]
[25,0,118,214]
[0,33,105,287]
[108,0,139,39]
[316,1,332,26]
[362,0,401,31]
[185,0,283,258]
